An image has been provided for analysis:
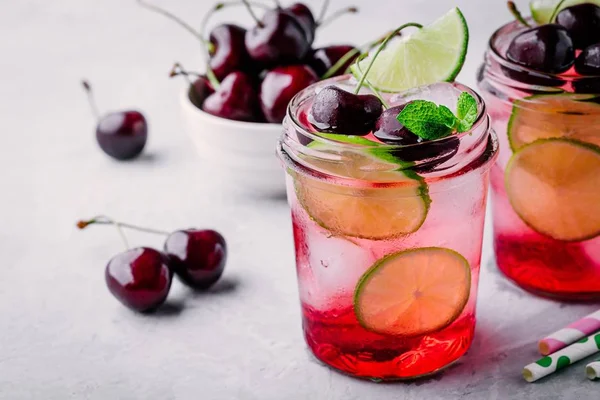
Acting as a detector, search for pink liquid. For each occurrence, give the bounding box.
[287,160,490,379]
[485,93,600,299]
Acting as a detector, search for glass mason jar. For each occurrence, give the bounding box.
[477,19,600,300]
[277,75,498,380]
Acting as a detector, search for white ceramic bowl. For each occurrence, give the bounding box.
[179,87,286,198]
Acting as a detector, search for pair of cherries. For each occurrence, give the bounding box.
[139,0,359,124]
[78,217,227,313]
[506,3,600,89]
[309,86,459,166]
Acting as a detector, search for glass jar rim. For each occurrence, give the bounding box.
[279,75,498,187]
[285,75,489,152]
[488,18,600,82]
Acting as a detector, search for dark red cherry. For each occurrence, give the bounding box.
[390,136,460,172]
[208,24,251,80]
[82,81,148,160]
[260,65,318,123]
[188,75,215,108]
[245,9,311,66]
[308,45,359,77]
[373,105,417,144]
[506,24,575,74]
[202,72,261,122]
[500,65,566,88]
[164,229,227,289]
[573,43,600,93]
[373,103,460,171]
[572,77,600,94]
[556,4,600,50]
[96,111,148,160]
[309,85,383,136]
[285,3,316,45]
[575,43,600,75]
[105,247,172,313]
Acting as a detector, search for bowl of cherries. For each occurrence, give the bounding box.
[138,0,360,197]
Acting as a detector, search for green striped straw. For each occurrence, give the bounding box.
[523,331,600,382]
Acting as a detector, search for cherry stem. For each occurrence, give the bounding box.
[169,63,199,86]
[272,0,281,8]
[200,3,225,54]
[317,6,358,28]
[321,30,401,80]
[137,0,215,52]
[241,0,264,27]
[317,0,330,24]
[77,216,131,249]
[77,216,170,237]
[200,1,270,39]
[354,22,423,95]
[199,2,271,46]
[549,0,567,22]
[321,48,360,79]
[507,1,531,27]
[365,81,389,109]
[81,80,100,120]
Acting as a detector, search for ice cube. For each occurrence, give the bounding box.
[296,220,376,312]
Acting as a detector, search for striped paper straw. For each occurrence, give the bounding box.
[538,309,600,355]
[585,361,600,381]
[524,331,600,382]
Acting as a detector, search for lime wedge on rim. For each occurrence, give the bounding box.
[354,247,471,337]
[507,93,600,152]
[350,7,469,92]
[295,146,430,240]
[505,138,600,242]
[530,0,600,24]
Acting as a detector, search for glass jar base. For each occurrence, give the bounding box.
[497,270,600,302]
[304,339,468,381]
[302,313,475,381]
[494,237,600,301]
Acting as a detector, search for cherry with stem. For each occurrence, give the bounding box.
[78,216,228,290]
[78,216,173,313]
[169,62,215,108]
[81,80,148,160]
[309,23,423,136]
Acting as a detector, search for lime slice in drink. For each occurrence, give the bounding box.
[354,247,471,336]
[505,138,600,241]
[295,147,430,240]
[530,0,600,24]
[350,7,468,92]
[507,94,600,152]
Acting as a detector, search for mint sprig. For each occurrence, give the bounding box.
[397,92,478,140]
[456,92,478,133]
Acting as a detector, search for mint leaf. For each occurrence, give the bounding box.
[456,92,478,133]
[397,101,457,140]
